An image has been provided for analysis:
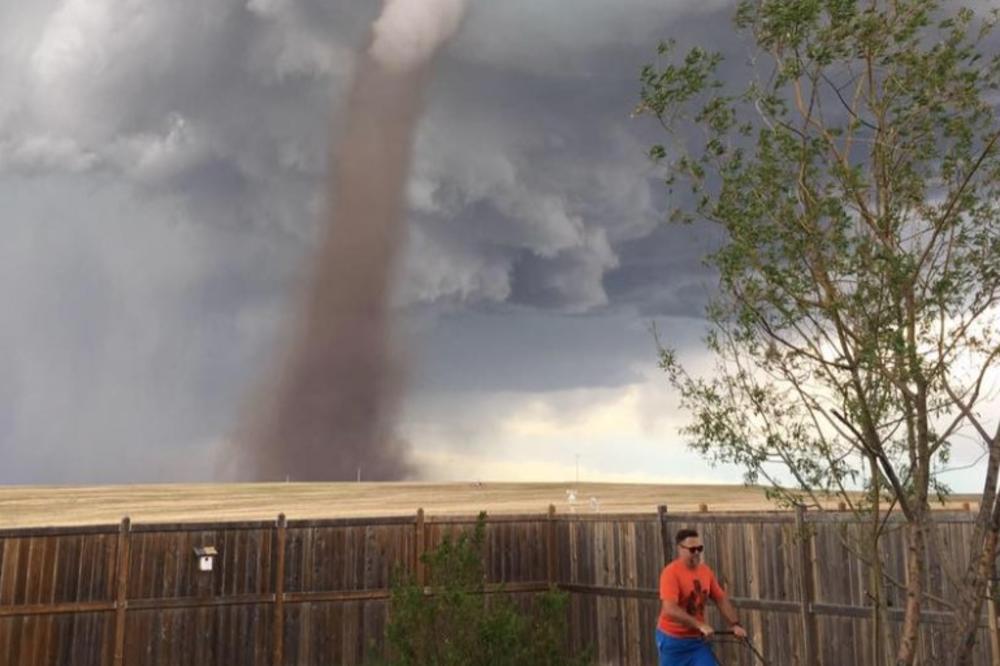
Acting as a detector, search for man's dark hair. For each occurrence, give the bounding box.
[675,528,699,544]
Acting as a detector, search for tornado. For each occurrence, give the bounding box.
[231,0,467,481]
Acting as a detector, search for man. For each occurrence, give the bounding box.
[656,528,747,666]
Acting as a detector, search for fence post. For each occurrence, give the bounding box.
[112,516,131,666]
[547,504,557,586]
[415,508,426,587]
[273,513,287,666]
[657,505,670,563]
[795,505,820,666]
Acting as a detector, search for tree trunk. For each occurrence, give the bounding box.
[869,455,892,666]
[952,433,1000,665]
[896,517,926,666]
[951,528,998,666]
[870,531,883,665]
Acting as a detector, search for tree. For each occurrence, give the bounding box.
[636,1,1000,664]
[377,512,592,666]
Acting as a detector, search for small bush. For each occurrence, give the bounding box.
[374,512,593,666]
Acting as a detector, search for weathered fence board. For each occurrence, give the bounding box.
[282,600,384,666]
[123,605,272,666]
[283,524,413,593]
[0,612,113,666]
[0,532,117,607]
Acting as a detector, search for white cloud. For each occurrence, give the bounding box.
[398,225,512,305]
[0,134,99,173]
[411,447,728,485]
[109,114,213,184]
[30,0,116,88]
[402,365,745,484]
[370,0,468,72]
[29,0,176,139]
[245,0,353,83]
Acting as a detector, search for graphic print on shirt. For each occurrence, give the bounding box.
[683,578,708,617]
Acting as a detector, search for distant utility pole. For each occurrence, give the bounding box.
[575,454,580,484]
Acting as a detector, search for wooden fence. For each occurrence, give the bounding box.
[0,507,995,665]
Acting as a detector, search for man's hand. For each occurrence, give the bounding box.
[731,624,747,639]
[697,623,714,637]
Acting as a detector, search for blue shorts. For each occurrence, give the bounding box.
[655,628,717,666]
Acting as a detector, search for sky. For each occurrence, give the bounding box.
[0,0,993,491]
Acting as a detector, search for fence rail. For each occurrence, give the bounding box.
[0,506,994,665]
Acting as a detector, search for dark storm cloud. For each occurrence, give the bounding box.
[0,176,296,483]
[398,2,755,315]
[604,221,724,318]
[409,308,653,394]
[0,0,750,483]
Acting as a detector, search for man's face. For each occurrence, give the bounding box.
[677,536,704,568]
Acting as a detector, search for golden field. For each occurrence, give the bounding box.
[0,482,979,528]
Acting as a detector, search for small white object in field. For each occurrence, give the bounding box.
[590,497,600,512]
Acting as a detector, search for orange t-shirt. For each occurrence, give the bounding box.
[657,560,726,637]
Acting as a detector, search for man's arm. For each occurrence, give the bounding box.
[713,595,747,639]
[660,600,713,637]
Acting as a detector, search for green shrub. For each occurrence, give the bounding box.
[374,512,593,666]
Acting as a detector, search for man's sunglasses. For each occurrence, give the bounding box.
[681,545,704,553]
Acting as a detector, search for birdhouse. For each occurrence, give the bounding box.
[193,546,218,572]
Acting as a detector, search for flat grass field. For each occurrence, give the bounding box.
[0,482,979,528]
